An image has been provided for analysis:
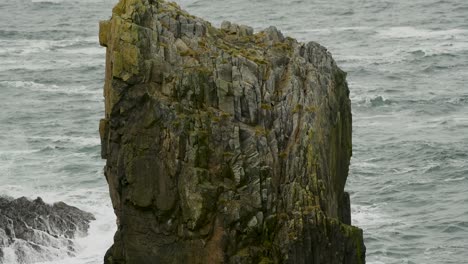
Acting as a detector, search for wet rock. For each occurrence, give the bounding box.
[99,0,365,263]
[0,196,95,264]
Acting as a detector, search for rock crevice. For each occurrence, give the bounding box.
[100,0,365,263]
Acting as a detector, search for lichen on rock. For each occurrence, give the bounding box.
[99,0,365,263]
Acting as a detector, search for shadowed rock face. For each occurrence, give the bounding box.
[99,0,365,263]
[0,196,95,264]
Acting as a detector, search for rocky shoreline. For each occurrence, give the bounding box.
[0,196,95,264]
[99,0,365,263]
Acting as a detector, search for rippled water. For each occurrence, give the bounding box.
[1,0,467,263]
[0,0,116,263]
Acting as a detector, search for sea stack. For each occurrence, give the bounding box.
[99,0,365,263]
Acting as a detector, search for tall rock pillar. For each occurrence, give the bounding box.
[99,0,365,263]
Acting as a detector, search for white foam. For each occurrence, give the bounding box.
[36,206,115,264]
[0,81,101,96]
[372,27,468,58]
[0,186,116,264]
[298,26,372,34]
[29,135,101,147]
[352,161,380,169]
[444,176,466,182]
[61,46,104,56]
[351,204,396,228]
[338,47,408,65]
[408,42,468,57]
[377,27,468,39]
[0,247,18,264]
[0,37,100,56]
[0,80,56,89]
[31,0,115,3]
[1,239,69,264]
[31,0,64,3]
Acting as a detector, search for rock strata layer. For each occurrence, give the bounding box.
[99,0,365,263]
[0,196,95,264]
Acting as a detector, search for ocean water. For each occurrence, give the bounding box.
[0,0,467,263]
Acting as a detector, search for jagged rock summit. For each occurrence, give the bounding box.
[99,0,365,263]
[0,196,95,264]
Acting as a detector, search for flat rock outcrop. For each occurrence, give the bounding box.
[0,196,95,264]
[99,0,365,263]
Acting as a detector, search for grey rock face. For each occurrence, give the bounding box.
[99,0,365,263]
[0,196,95,264]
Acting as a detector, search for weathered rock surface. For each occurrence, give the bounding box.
[99,0,365,263]
[0,196,95,263]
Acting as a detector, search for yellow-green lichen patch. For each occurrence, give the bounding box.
[112,51,124,77]
[254,126,268,137]
[260,103,272,110]
[341,224,365,264]
[292,103,303,114]
[99,20,111,47]
[305,105,317,113]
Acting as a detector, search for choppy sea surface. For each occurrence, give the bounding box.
[0,0,467,263]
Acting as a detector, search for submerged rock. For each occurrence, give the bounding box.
[99,0,365,263]
[0,196,95,264]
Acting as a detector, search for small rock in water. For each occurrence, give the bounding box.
[0,196,95,264]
